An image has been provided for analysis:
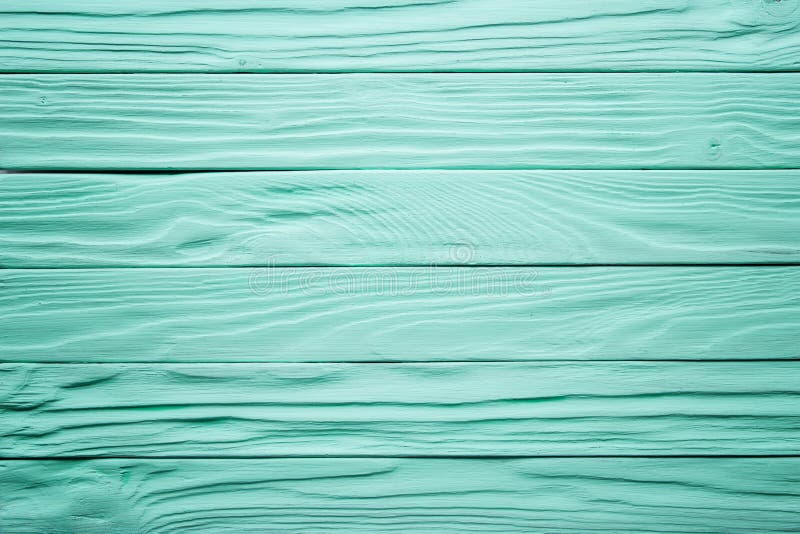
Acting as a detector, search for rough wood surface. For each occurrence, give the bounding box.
[3,74,799,170]
[2,362,798,457]
[2,170,798,267]
[2,267,797,362]
[2,0,800,73]
[4,2,799,530]
[2,458,799,532]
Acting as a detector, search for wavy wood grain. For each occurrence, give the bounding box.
[3,458,799,532]
[2,0,800,73]
[3,74,799,170]
[2,267,797,362]
[2,170,799,267]
[2,362,798,457]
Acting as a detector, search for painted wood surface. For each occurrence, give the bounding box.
[3,0,800,73]
[3,2,798,532]
[3,458,799,532]
[2,170,799,267]
[3,74,800,170]
[2,267,797,362]
[2,362,798,457]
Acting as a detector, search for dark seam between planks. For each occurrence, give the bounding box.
[7,169,800,173]
[3,455,800,461]
[3,71,800,74]
[4,264,800,269]
[5,359,799,364]
[6,169,800,174]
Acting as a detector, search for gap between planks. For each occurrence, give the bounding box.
[0,260,792,273]
[3,455,799,460]
[6,168,800,172]
[8,359,799,364]
[3,264,800,269]
[4,71,800,75]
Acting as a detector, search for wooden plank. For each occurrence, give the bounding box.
[2,0,800,73]
[2,74,799,170]
[2,362,798,457]
[1,267,797,362]
[2,170,799,267]
[2,458,798,532]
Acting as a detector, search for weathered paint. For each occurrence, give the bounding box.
[2,459,799,532]
[2,170,798,267]
[2,2,798,531]
[2,0,799,72]
[2,362,799,457]
[1,267,797,362]
[2,74,799,170]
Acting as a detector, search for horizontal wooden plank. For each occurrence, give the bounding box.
[1,267,797,362]
[2,362,798,457]
[2,74,799,170]
[2,0,800,73]
[2,458,798,532]
[2,170,799,267]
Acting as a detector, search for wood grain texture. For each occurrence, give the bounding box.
[2,362,799,457]
[2,0,800,73]
[3,74,799,170]
[1,267,797,362]
[2,170,799,267]
[2,458,799,532]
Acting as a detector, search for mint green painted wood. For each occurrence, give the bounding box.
[2,170,798,267]
[3,74,799,170]
[2,0,800,73]
[3,362,798,457]
[3,459,799,532]
[2,2,798,531]
[2,267,797,362]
